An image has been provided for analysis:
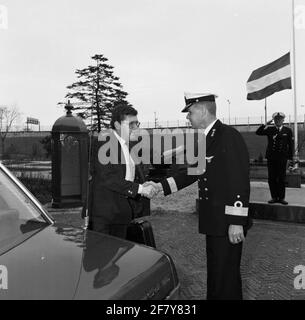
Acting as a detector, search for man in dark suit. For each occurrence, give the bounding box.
[256,112,293,205]
[88,105,156,239]
[147,93,252,300]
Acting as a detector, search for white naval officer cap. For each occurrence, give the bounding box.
[272,112,285,119]
[182,93,218,113]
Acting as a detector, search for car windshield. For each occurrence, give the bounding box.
[0,167,49,254]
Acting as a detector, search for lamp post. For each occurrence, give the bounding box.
[154,112,158,128]
[301,105,304,129]
[227,99,231,125]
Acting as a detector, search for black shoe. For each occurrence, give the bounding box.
[278,199,288,205]
[268,199,278,204]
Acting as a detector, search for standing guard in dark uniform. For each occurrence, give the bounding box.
[256,112,293,205]
[147,93,252,300]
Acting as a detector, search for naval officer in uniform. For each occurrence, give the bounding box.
[148,93,252,300]
[256,112,293,205]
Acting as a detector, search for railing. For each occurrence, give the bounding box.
[140,115,305,129]
[8,125,53,132]
[6,114,305,132]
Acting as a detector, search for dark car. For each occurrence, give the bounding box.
[0,163,180,300]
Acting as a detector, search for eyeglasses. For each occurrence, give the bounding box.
[122,121,141,129]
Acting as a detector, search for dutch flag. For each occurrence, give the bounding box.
[247,52,292,100]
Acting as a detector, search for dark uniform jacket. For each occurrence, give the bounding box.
[160,120,252,236]
[88,131,149,225]
[256,125,293,160]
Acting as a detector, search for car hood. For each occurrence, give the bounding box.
[0,223,175,300]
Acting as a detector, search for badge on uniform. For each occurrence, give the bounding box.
[211,129,216,137]
[206,156,214,163]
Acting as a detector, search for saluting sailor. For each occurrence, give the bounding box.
[256,112,293,205]
[151,92,252,300]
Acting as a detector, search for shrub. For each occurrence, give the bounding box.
[3,144,19,160]
[31,143,42,159]
[40,135,52,159]
[18,174,52,205]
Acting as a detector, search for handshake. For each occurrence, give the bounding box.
[139,181,163,199]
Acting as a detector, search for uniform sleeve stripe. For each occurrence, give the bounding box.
[167,177,178,194]
[225,206,248,217]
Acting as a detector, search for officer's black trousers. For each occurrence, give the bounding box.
[267,158,287,200]
[206,235,243,300]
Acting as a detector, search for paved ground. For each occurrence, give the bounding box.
[251,181,305,205]
[151,212,305,300]
[48,182,305,300]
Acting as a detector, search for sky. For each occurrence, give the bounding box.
[0,0,305,128]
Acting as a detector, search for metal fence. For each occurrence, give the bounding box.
[7,114,305,132]
[140,114,305,129]
[8,125,53,132]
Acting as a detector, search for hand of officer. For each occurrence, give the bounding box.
[140,184,158,199]
[266,119,273,125]
[143,181,164,195]
[228,225,245,244]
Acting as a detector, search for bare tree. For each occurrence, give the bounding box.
[0,105,20,158]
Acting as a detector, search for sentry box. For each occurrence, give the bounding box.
[51,101,88,208]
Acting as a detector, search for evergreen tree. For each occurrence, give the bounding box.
[63,54,130,132]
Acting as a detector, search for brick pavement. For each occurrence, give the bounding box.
[148,211,305,300]
[48,182,305,300]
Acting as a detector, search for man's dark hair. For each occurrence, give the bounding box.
[110,104,138,129]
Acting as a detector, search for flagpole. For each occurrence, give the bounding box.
[291,0,298,165]
[264,98,267,123]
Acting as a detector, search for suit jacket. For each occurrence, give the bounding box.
[88,131,149,225]
[160,120,252,236]
[256,124,293,160]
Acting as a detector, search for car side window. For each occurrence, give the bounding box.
[0,169,47,251]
